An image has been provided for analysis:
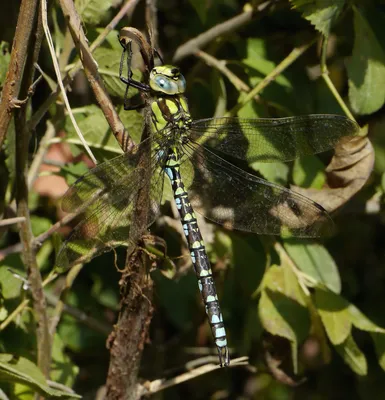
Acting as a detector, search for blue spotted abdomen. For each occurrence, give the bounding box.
[163,150,229,365]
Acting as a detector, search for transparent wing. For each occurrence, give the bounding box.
[56,139,166,272]
[190,115,359,163]
[62,138,152,214]
[180,141,333,237]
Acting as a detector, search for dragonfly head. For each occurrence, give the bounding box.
[149,65,186,95]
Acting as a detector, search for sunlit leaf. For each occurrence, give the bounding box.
[284,240,341,293]
[348,8,385,115]
[292,156,326,189]
[314,288,351,345]
[0,354,80,398]
[259,265,310,372]
[289,0,345,35]
[64,105,143,156]
[75,0,112,25]
[0,255,25,299]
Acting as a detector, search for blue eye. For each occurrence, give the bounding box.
[153,75,179,94]
[156,76,170,90]
[178,75,186,92]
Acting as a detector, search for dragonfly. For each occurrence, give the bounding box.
[55,27,360,367]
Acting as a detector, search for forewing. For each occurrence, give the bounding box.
[190,115,359,163]
[180,141,334,237]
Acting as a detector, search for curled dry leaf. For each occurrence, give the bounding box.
[292,134,374,213]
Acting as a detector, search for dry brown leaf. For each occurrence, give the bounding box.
[292,134,374,213]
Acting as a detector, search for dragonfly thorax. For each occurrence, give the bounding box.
[150,93,192,139]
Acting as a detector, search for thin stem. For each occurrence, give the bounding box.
[41,0,97,163]
[173,1,272,62]
[0,217,26,227]
[227,39,316,116]
[0,299,30,331]
[27,120,56,189]
[320,35,356,122]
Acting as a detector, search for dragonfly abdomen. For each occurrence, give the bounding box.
[164,150,229,366]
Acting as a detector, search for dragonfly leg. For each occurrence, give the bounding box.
[217,344,230,367]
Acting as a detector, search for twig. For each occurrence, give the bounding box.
[41,0,97,164]
[195,50,260,98]
[227,38,316,116]
[0,299,30,331]
[320,35,356,122]
[0,243,23,260]
[141,356,250,395]
[274,242,317,296]
[27,120,56,188]
[45,291,112,335]
[0,217,26,226]
[172,2,272,63]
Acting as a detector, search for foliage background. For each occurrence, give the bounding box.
[1,0,385,398]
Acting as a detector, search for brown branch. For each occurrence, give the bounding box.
[105,107,155,398]
[105,248,154,400]
[0,0,40,149]
[56,0,137,152]
[14,0,51,379]
[172,1,272,63]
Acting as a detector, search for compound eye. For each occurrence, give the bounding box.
[154,75,178,94]
[177,74,186,92]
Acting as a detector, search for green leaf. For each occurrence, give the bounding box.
[259,265,310,373]
[0,354,80,398]
[51,334,79,387]
[335,334,368,376]
[292,155,326,189]
[93,45,142,99]
[283,240,341,293]
[241,38,291,89]
[251,161,289,186]
[31,216,52,237]
[348,303,385,333]
[75,0,112,25]
[289,0,345,35]
[347,8,385,115]
[314,288,351,345]
[64,104,143,156]
[0,255,25,299]
[59,162,90,187]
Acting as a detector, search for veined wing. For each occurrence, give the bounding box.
[180,141,333,237]
[62,138,153,214]
[190,115,359,163]
[56,140,165,272]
